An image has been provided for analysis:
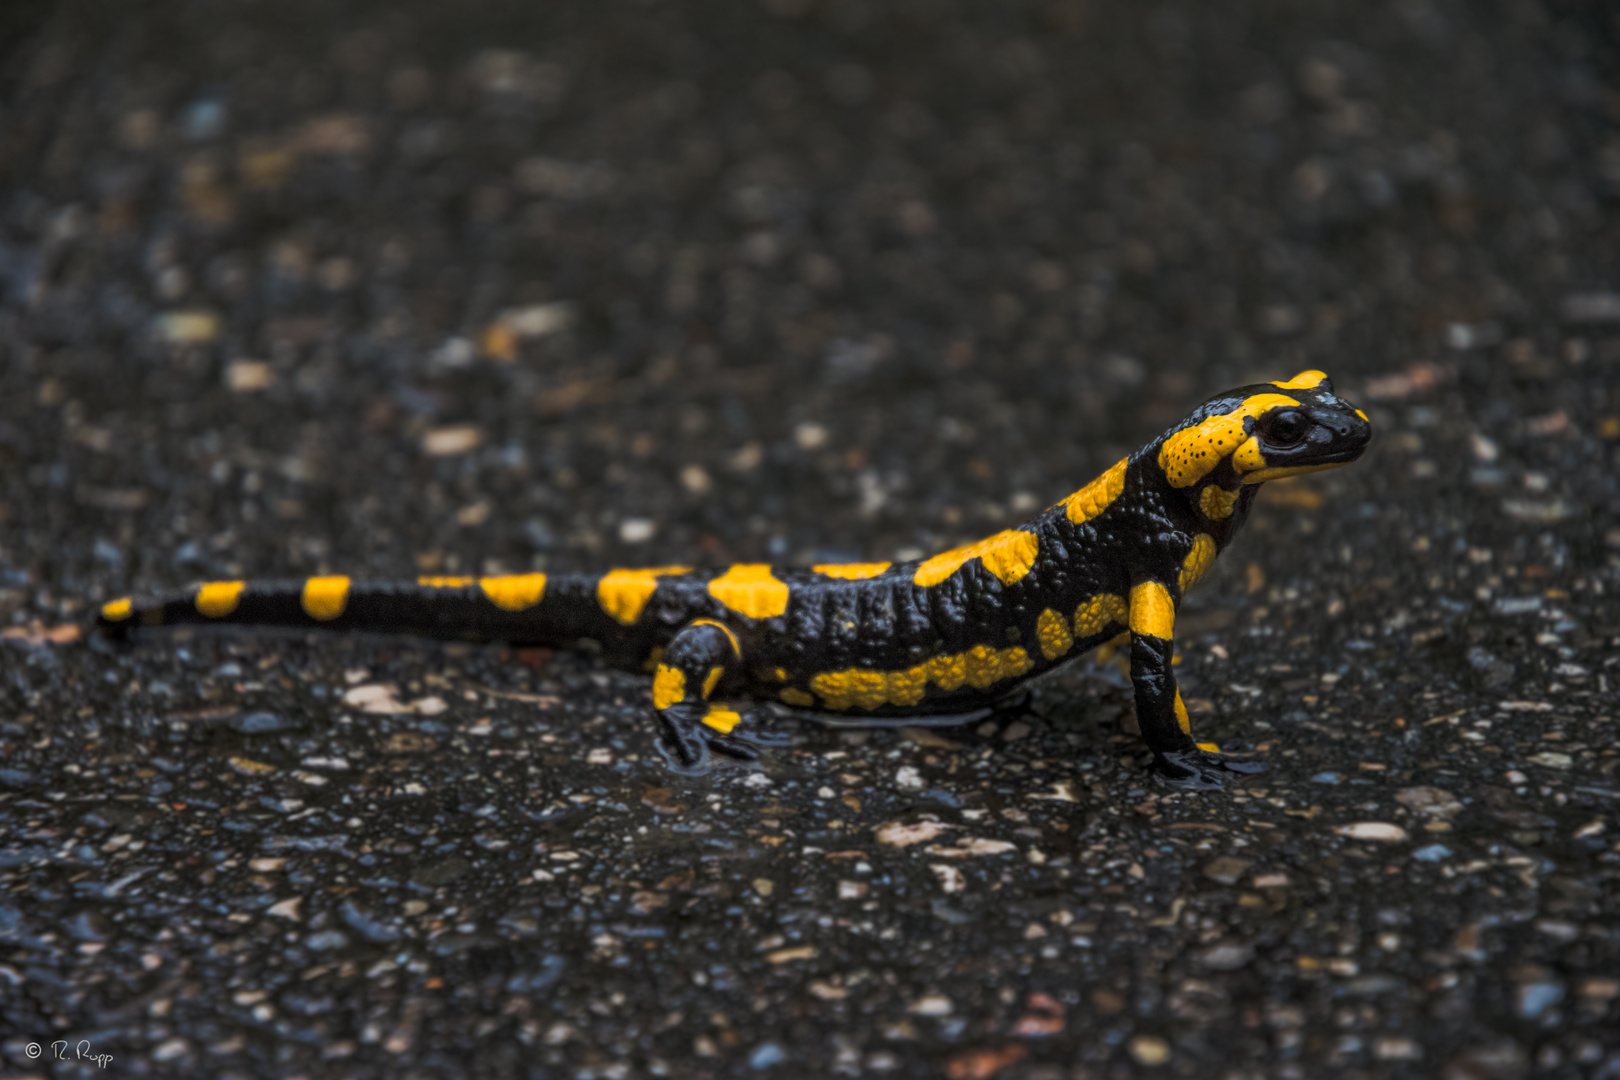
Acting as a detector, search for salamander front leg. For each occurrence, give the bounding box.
[651,619,759,775]
[1128,582,1263,790]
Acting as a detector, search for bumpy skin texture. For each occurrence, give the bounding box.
[99,372,1371,788]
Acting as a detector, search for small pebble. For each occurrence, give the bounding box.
[1128,1034,1171,1066]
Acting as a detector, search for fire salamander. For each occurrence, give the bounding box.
[99,371,1370,789]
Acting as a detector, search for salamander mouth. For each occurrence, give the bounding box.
[1304,444,1369,466]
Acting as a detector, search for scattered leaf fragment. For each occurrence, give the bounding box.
[1394,786,1463,819]
[925,838,1016,858]
[765,945,816,964]
[1335,822,1410,843]
[945,1045,1027,1080]
[0,622,81,647]
[875,819,952,848]
[1010,992,1065,1036]
[422,426,483,456]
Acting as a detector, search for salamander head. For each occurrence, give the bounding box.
[1157,370,1373,496]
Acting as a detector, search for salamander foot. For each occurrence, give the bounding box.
[656,707,766,776]
[1153,747,1266,791]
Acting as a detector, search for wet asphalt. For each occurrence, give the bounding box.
[2,0,1619,1077]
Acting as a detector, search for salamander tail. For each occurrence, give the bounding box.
[96,573,565,646]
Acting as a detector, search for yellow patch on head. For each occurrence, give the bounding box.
[479,573,547,611]
[1157,393,1298,488]
[597,566,693,626]
[1179,534,1218,595]
[1200,485,1240,520]
[195,580,246,618]
[1232,435,1265,475]
[701,705,742,734]
[418,576,475,588]
[913,529,1039,588]
[652,664,686,710]
[1036,608,1074,661]
[1060,457,1128,525]
[1173,690,1192,735]
[691,618,741,657]
[1128,581,1175,640]
[1073,594,1129,640]
[780,687,816,708]
[702,665,724,699]
[707,564,790,620]
[1271,370,1328,390]
[301,576,351,621]
[101,597,134,621]
[812,562,891,580]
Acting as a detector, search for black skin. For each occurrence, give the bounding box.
[98,375,1372,790]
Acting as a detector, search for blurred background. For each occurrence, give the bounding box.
[3,0,1612,608]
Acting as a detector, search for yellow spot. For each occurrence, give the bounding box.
[809,646,1031,710]
[1129,581,1175,640]
[965,643,1029,688]
[195,581,246,618]
[1173,690,1192,735]
[691,618,741,657]
[479,573,547,611]
[1200,485,1239,520]
[1060,457,1128,525]
[701,705,742,734]
[301,576,350,621]
[417,576,475,588]
[913,529,1039,588]
[1196,740,1222,753]
[1157,393,1298,488]
[780,688,816,707]
[812,669,890,710]
[812,562,891,580]
[1179,534,1218,595]
[1355,409,1369,423]
[101,597,134,621]
[702,665,724,699]
[597,566,692,626]
[1271,370,1328,390]
[707,564,791,620]
[885,665,930,705]
[652,664,686,710]
[1036,608,1074,660]
[1073,594,1129,640]
[771,667,788,681]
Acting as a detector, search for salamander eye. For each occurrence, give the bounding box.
[1259,409,1310,447]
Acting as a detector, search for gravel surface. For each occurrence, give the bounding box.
[2,0,1619,1077]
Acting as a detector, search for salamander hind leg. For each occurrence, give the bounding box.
[650,619,760,775]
